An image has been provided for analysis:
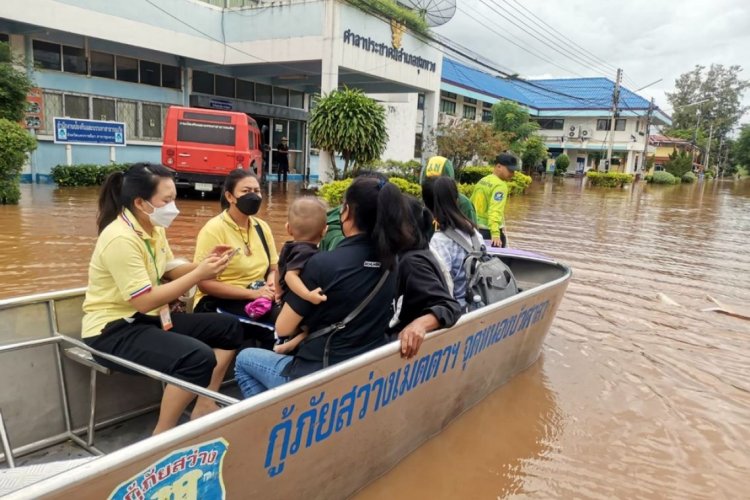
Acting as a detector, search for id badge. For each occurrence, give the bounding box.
[159,305,173,331]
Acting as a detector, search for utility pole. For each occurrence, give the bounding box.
[703,122,714,171]
[640,97,655,175]
[606,68,622,172]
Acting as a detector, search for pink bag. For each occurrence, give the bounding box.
[244,297,273,319]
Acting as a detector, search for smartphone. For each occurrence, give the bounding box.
[227,247,241,260]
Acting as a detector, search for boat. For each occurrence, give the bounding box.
[0,249,571,499]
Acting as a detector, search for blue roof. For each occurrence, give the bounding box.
[441,59,652,112]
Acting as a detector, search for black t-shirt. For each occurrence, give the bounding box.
[278,241,319,299]
[387,249,462,335]
[282,234,396,378]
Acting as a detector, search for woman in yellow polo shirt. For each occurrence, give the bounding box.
[82,163,243,434]
[193,169,278,349]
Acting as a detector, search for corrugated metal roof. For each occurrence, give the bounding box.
[442,59,652,112]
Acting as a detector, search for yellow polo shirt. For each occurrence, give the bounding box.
[81,209,174,338]
[193,211,278,305]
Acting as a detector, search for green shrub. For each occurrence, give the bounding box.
[458,166,492,184]
[51,163,130,186]
[0,119,37,204]
[704,169,715,179]
[681,171,697,183]
[318,177,422,206]
[649,171,679,185]
[644,174,653,183]
[554,153,570,176]
[509,171,532,195]
[457,182,475,198]
[346,0,429,35]
[586,171,634,187]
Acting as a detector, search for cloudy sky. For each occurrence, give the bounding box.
[435,0,750,122]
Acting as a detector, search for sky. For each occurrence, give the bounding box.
[434,0,750,123]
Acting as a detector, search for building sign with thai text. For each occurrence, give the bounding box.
[343,29,437,73]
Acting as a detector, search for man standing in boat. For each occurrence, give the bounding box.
[470,153,518,248]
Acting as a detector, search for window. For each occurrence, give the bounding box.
[463,105,476,120]
[417,93,425,111]
[0,34,8,44]
[116,56,138,83]
[237,79,254,101]
[192,71,214,94]
[255,83,272,104]
[64,95,89,119]
[273,87,289,107]
[414,133,423,158]
[142,103,162,138]
[161,64,181,89]
[92,98,116,121]
[139,60,160,86]
[441,91,457,100]
[42,92,63,133]
[463,97,477,105]
[215,75,235,98]
[288,121,303,150]
[62,46,86,74]
[117,101,138,140]
[483,101,493,109]
[597,118,627,131]
[440,99,456,115]
[634,119,640,133]
[289,90,304,109]
[33,41,61,71]
[248,131,255,150]
[534,118,565,130]
[90,51,114,79]
[482,109,493,122]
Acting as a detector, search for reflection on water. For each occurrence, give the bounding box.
[1,178,750,498]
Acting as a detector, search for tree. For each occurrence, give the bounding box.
[309,88,388,179]
[521,135,548,173]
[0,42,36,204]
[433,121,507,172]
[554,153,570,176]
[0,42,33,122]
[491,100,539,152]
[664,150,693,178]
[666,64,749,170]
[733,124,750,172]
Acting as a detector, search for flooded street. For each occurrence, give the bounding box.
[1,178,749,498]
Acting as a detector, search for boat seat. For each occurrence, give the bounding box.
[63,347,110,375]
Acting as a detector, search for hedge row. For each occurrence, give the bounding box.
[51,163,130,187]
[585,171,634,187]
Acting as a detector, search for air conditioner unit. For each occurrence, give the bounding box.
[580,128,592,138]
[567,130,577,138]
[569,125,577,133]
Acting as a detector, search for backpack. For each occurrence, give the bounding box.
[443,228,519,310]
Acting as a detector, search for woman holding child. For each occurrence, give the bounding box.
[193,169,278,349]
[234,177,413,398]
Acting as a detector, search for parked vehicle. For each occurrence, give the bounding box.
[161,106,263,193]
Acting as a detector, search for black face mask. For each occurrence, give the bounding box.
[236,193,262,216]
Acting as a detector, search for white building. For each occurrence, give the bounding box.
[0,0,442,183]
[439,59,672,173]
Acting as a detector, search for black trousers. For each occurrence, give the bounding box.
[479,227,508,248]
[277,163,289,183]
[85,313,242,387]
[194,296,276,350]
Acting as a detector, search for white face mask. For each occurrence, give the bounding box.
[145,201,180,228]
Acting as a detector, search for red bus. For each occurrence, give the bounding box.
[161,106,263,193]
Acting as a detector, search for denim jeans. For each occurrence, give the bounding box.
[235,348,293,398]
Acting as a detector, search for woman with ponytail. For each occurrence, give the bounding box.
[234,177,413,398]
[83,163,243,434]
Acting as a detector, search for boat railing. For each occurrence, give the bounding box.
[0,291,239,467]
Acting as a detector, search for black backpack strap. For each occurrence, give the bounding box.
[253,218,272,278]
[306,269,391,343]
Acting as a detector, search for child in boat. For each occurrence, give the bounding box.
[244,197,328,354]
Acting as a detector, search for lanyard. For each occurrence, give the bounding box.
[144,240,161,285]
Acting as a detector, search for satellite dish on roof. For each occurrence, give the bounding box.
[399,0,457,27]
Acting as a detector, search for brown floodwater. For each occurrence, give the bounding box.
[1,178,749,498]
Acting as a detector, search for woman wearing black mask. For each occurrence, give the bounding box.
[193,170,278,349]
